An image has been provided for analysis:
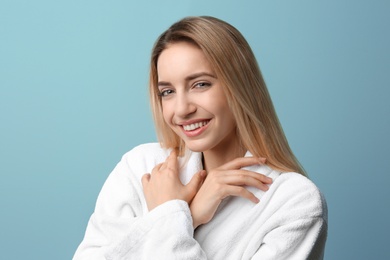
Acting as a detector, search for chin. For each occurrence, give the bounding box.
[186,147,205,153]
[182,140,212,153]
[184,144,204,153]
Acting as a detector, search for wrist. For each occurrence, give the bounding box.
[190,205,199,229]
[192,218,200,229]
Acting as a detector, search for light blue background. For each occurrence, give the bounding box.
[1,0,389,259]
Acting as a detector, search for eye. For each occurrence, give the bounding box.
[158,89,175,97]
[193,82,211,89]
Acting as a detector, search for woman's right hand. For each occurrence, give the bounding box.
[189,157,272,229]
[142,150,205,212]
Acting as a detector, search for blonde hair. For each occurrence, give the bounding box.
[149,16,305,175]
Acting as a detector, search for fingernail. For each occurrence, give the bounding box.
[258,157,267,164]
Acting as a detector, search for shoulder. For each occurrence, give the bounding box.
[276,172,322,195]
[124,142,167,156]
[122,142,170,165]
[267,172,328,222]
[105,143,171,181]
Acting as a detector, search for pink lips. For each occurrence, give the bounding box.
[180,119,210,137]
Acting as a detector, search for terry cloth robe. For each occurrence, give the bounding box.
[73,143,328,260]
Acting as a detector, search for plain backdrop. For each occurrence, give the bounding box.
[1,0,389,259]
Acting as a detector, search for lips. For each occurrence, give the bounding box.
[178,119,211,137]
[182,120,209,131]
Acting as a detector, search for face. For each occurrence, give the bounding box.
[157,41,237,153]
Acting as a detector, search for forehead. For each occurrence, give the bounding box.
[157,42,214,79]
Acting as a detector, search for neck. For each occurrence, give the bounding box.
[202,137,245,172]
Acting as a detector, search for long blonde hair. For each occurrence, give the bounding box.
[149,16,305,175]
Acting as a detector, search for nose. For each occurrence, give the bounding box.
[175,92,196,118]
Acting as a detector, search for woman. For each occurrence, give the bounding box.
[74,16,327,259]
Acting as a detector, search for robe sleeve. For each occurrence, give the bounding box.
[251,216,327,260]
[251,173,328,260]
[73,150,207,260]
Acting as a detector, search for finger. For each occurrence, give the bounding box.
[158,151,176,171]
[224,185,260,203]
[219,157,266,170]
[259,157,267,164]
[217,169,272,184]
[165,150,178,170]
[152,163,164,173]
[232,169,273,184]
[222,175,270,191]
[141,173,151,189]
[186,170,207,194]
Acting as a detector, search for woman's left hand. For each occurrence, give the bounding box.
[141,150,206,211]
[189,157,272,229]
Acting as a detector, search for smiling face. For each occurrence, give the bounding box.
[157,41,237,154]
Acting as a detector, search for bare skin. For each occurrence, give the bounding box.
[142,151,272,228]
[142,150,205,211]
[190,156,271,229]
[142,42,273,229]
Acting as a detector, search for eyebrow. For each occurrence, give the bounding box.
[157,72,217,87]
[186,72,216,81]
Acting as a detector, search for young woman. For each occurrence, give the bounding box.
[74,16,327,259]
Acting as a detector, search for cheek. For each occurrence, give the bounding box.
[214,99,236,127]
[212,97,231,116]
[161,102,173,125]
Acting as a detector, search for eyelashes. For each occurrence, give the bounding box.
[158,89,174,97]
[194,82,211,88]
[157,81,212,98]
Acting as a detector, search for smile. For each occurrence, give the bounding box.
[183,120,209,131]
[179,120,211,137]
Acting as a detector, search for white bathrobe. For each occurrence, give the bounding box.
[73,143,328,260]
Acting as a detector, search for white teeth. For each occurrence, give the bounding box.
[183,121,208,131]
